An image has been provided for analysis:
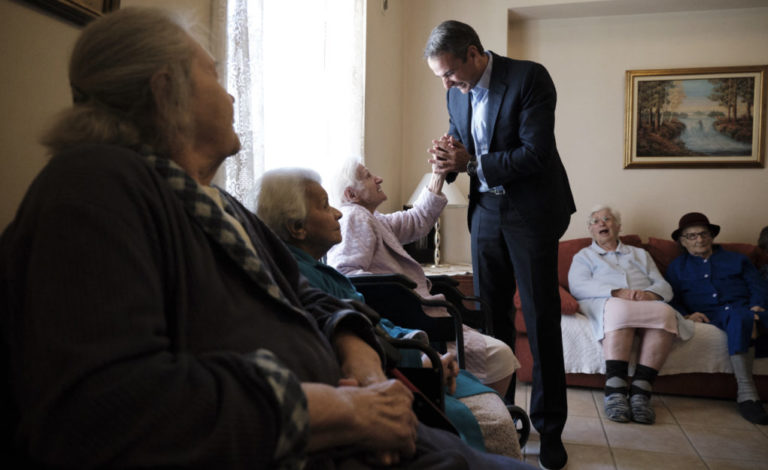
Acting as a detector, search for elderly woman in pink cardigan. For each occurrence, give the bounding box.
[327,156,518,396]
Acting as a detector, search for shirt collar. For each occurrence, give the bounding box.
[472,52,493,93]
[590,239,630,256]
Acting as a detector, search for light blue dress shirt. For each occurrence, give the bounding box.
[470,53,503,194]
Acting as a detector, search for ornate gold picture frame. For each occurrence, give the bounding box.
[624,66,766,168]
[23,0,120,26]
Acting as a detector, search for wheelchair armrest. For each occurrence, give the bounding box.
[399,296,466,370]
[352,281,466,369]
[428,275,493,335]
[383,337,457,434]
[386,337,444,389]
[427,274,460,288]
[349,273,418,289]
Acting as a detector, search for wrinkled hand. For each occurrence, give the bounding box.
[334,332,388,387]
[439,352,459,396]
[427,134,471,175]
[611,289,661,301]
[338,379,418,465]
[686,312,710,323]
[421,352,458,396]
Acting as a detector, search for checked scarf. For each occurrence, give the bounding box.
[143,154,292,307]
[144,153,309,468]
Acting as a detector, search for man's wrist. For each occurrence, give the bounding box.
[466,159,478,177]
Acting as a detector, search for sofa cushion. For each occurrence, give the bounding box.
[643,237,681,275]
[558,237,592,289]
[721,242,760,261]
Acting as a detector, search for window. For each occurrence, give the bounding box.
[223,0,365,205]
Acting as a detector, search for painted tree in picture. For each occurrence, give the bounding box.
[636,77,754,157]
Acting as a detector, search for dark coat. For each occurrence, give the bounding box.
[0,145,374,468]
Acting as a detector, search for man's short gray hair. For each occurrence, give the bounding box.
[41,7,195,157]
[588,204,621,226]
[255,168,322,242]
[423,20,484,59]
[331,156,364,207]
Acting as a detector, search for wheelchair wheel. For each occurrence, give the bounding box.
[506,404,530,448]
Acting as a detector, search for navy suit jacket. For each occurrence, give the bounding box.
[446,52,575,239]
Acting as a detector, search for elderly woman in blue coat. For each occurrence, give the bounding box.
[667,212,768,425]
[568,205,693,425]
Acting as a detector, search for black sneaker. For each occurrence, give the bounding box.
[737,400,768,425]
[538,434,568,470]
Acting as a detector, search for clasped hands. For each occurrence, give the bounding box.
[336,377,418,466]
[428,134,471,175]
[334,355,460,466]
[332,331,420,467]
[611,288,662,302]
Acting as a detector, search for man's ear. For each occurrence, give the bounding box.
[344,187,358,203]
[287,220,306,241]
[466,45,482,62]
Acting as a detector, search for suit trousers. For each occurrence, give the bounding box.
[470,192,567,437]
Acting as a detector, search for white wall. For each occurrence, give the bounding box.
[386,0,768,263]
[0,0,79,231]
[364,0,405,214]
[0,0,213,232]
[511,7,768,243]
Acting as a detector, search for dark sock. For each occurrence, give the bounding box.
[605,360,629,396]
[631,364,659,398]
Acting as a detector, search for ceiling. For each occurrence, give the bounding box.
[508,0,768,20]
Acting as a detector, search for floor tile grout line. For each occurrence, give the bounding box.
[519,384,768,467]
[659,394,713,469]
[591,388,619,469]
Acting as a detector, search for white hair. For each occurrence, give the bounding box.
[255,167,322,241]
[330,155,364,207]
[588,204,621,226]
[41,7,195,157]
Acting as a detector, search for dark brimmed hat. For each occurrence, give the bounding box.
[671,212,720,241]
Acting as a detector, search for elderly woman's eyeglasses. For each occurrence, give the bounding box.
[588,215,612,225]
[680,231,711,241]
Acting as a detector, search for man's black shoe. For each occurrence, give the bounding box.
[737,400,768,425]
[538,434,567,470]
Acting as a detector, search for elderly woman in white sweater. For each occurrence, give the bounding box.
[568,205,694,425]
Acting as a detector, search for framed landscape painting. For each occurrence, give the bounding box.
[23,0,120,25]
[624,66,767,168]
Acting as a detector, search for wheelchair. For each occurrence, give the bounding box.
[350,273,531,448]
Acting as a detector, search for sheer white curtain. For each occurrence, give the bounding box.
[219,0,366,205]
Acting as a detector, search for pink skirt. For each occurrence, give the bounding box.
[603,298,680,336]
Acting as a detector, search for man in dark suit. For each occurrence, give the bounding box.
[425,20,575,470]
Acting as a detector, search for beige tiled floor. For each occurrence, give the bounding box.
[514,382,768,469]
